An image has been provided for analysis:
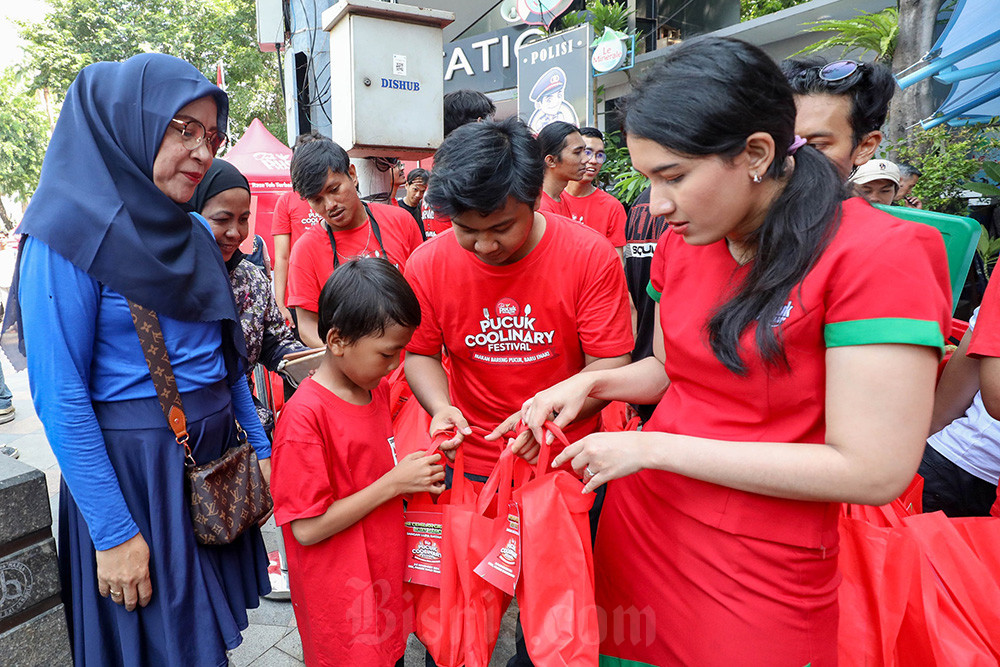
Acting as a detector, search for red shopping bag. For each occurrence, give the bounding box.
[408,425,517,667]
[838,511,1000,666]
[513,422,598,667]
[406,434,467,667]
[449,434,519,667]
[837,516,921,666]
[598,401,641,433]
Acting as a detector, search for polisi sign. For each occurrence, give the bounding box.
[443,26,544,94]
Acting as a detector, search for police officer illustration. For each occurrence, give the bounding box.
[528,66,578,133]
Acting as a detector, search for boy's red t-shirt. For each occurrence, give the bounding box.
[271,190,323,246]
[271,378,408,667]
[286,202,423,313]
[420,200,452,238]
[404,213,634,476]
[563,188,627,248]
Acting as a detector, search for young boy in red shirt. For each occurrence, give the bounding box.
[270,258,445,667]
[286,140,423,347]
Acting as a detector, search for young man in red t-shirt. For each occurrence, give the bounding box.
[272,131,326,325]
[286,140,423,347]
[563,127,626,259]
[404,118,632,474]
[405,115,632,667]
[535,121,587,219]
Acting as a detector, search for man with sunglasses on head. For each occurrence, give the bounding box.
[782,58,896,181]
[563,127,627,261]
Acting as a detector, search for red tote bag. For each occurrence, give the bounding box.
[513,422,598,666]
[406,436,468,667]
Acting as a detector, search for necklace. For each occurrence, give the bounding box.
[335,222,372,263]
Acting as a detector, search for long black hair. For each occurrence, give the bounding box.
[621,37,845,374]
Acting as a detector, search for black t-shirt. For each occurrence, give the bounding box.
[398,199,426,240]
[623,187,669,421]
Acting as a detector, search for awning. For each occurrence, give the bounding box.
[895,0,1000,128]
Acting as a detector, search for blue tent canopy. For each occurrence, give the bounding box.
[896,0,1000,128]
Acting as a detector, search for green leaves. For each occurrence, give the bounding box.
[964,161,1000,198]
[0,68,49,210]
[890,123,1000,216]
[740,0,807,22]
[599,132,648,207]
[793,7,899,63]
[16,0,284,141]
[547,0,633,36]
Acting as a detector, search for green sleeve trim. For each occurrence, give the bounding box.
[646,281,661,303]
[824,318,944,350]
[600,656,659,667]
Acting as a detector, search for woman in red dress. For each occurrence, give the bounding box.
[519,37,952,666]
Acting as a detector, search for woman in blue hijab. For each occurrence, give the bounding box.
[4,53,271,665]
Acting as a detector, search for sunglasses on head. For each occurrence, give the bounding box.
[817,60,864,82]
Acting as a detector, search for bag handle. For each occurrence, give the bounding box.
[127,299,194,464]
[520,420,571,479]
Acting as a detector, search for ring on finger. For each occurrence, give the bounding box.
[585,466,596,478]
[110,589,123,598]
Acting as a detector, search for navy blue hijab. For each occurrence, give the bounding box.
[3,53,246,369]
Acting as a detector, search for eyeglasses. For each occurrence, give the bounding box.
[817,60,864,82]
[169,118,228,155]
[583,148,606,163]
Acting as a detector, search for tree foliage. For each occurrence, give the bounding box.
[554,0,633,34]
[740,0,807,22]
[793,7,898,63]
[890,123,1000,215]
[0,69,50,229]
[16,0,285,141]
[599,132,648,207]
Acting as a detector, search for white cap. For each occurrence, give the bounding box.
[850,159,901,186]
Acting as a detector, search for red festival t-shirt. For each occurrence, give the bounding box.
[537,190,572,219]
[271,190,324,246]
[563,188,627,248]
[420,200,452,238]
[286,203,423,313]
[271,378,408,667]
[969,275,1000,357]
[404,213,633,476]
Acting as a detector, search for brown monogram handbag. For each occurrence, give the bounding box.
[128,300,273,546]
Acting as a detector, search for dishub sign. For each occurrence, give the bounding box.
[443,25,544,94]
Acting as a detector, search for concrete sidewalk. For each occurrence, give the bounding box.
[0,355,516,666]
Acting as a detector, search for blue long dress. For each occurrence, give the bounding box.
[19,236,271,666]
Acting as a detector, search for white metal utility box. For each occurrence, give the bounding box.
[323,0,454,159]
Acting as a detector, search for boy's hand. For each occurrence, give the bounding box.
[429,406,472,460]
[388,451,446,495]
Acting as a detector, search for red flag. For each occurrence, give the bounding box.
[216,62,226,91]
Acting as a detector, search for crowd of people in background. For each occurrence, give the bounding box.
[6,31,1000,667]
